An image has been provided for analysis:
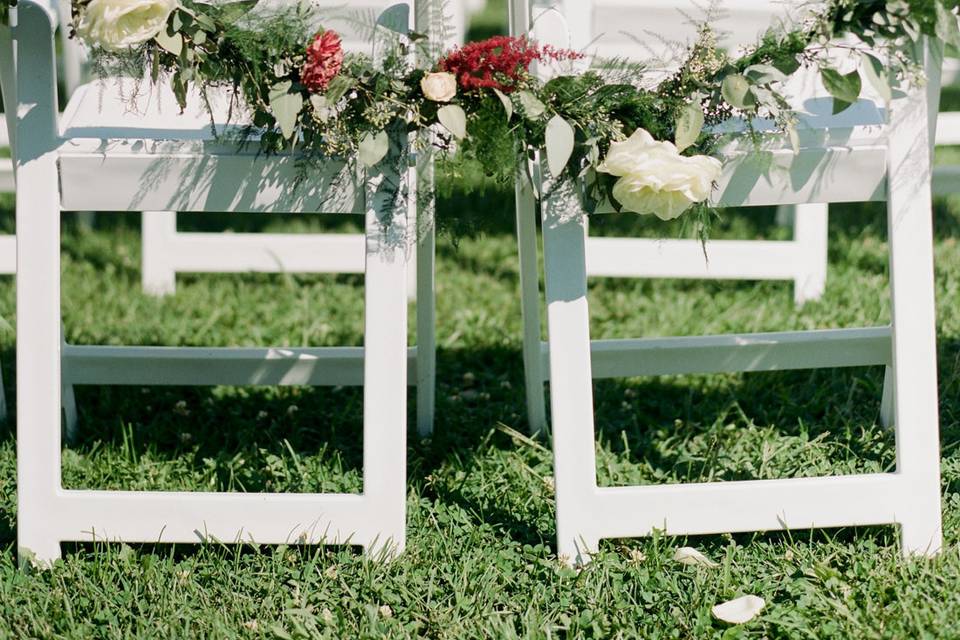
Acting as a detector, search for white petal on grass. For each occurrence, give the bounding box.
[711,595,766,624]
[673,547,719,567]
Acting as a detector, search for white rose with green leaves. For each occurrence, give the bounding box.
[598,128,721,221]
[420,72,457,103]
[77,0,179,51]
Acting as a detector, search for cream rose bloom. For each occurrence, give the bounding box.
[77,0,179,51]
[598,128,722,220]
[421,72,457,103]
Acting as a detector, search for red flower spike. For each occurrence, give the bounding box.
[438,35,584,93]
[302,30,344,93]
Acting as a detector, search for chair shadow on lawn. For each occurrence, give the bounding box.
[0,330,958,556]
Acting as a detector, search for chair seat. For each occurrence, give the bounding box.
[56,79,364,214]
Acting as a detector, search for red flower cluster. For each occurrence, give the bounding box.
[301,30,344,93]
[438,36,583,93]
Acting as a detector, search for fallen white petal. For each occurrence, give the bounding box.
[673,547,719,567]
[711,595,766,624]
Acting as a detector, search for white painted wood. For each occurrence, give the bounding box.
[13,0,424,565]
[14,0,65,566]
[793,204,829,304]
[144,227,367,274]
[140,211,177,296]
[538,327,892,379]
[885,40,943,556]
[415,151,436,437]
[62,345,422,387]
[515,170,547,434]
[936,111,960,145]
[585,237,807,280]
[880,365,895,429]
[580,474,911,540]
[358,151,411,558]
[540,171,601,563]
[529,1,944,562]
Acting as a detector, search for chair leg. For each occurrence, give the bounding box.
[415,155,436,438]
[141,211,177,296]
[540,175,600,565]
[516,175,547,434]
[886,52,943,557]
[16,135,64,568]
[360,151,410,559]
[62,382,78,443]
[792,203,829,305]
[879,365,895,429]
[774,204,795,227]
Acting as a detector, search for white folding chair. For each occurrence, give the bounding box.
[510,0,831,434]
[2,1,440,440]
[522,5,943,563]
[14,0,427,565]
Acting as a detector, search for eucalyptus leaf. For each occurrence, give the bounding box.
[820,67,861,113]
[721,74,755,110]
[771,53,801,76]
[155,30,183,56]
[517,90,546,119]
[268,81,303,140]
[675,101,704,151]
[545,115,575,177]
[492,87,513,122]
[194,12,217,31]
[437,104,467,139]
[744,64,786,85]
[859,51,891,102]
[309,94,332,123]
[358,130,390,167]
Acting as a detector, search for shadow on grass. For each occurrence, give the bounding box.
[0,332,958,555]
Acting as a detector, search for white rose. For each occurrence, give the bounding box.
[77,0,180,51]
[421,72,457,103]
[598,128,722,220]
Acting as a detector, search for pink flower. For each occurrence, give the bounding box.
[301,30,344,93]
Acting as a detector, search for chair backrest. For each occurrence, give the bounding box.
[16,1,429,137]
[513,0,799,68]
[511,0,942,137]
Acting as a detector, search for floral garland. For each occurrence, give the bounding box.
[5,0,960,227]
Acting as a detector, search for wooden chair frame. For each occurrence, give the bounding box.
[517,2,944,564]
[13,0,428,566]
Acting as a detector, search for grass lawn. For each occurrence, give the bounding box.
[0,163,957,638]
[2,4,960,638]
